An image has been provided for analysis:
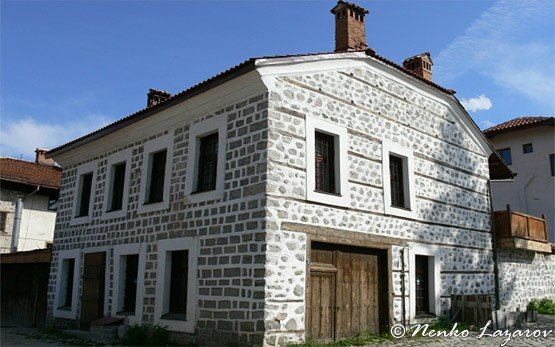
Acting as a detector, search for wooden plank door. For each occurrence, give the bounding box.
[308,271,336,341]
[335,251,379,338]
[80,252,106,328]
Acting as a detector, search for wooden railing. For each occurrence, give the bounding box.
[494,206,551,253]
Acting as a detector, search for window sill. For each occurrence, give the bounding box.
[102,208,127,220]
[384,204,417,219]
[57,306,71,311]
[307,189,349,207]
[69,215,90,226]
[184,188,223,204]
[415,313,437,319]
[116,310,136,316]
[161,313,187,321]
[137,199,169,214]
[314,190,341,197]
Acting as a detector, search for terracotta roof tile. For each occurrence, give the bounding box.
[0,158,62,190]
[483,116,554,137]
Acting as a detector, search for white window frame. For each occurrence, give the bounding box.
[70,160,97,226]
[53,248,81,319]
[111,243,146,325]
[408,243,441,319]
[184,116,227,204]
[138,134,173,214]
[382,140,417,218]
[102,149,131,220]
[305,117,349,206]
[154,237,199,333]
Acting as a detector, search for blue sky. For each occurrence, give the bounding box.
[1,0,553,160]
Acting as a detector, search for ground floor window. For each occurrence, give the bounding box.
[409,244,441,319]
[122,254,139,313]
[53,249,80,319]
[112,243,146,325]
[59,258,75,309]
[154,237,198,333]
[415,255,431,315]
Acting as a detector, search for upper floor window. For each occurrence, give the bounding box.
[108,162,126,211]
[0,212,7,233]
[305,117,349,206]
[185,115,227,203]
[146,149,167,204]
[498,148,512,165]
[194,133,219,193]
[382,140,416,219]
[550,154,555,177]
[76,172,93,217]
[522,143,533,154]
[389,155,406,208]
[138,135,172,214]
[315,132,337,194]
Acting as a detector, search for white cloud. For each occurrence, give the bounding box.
[435,0,555,105]
[479,120,496,129]
[461,95,493,112]
[0,115,112,160]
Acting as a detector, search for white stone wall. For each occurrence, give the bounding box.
[47,93,270,345]
[263,65,495,345]
[497,249,555,312]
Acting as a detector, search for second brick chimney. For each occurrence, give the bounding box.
[403,52,433,81]
[35,148,56,166]
[147,89,171,108]
[331,1,369,52]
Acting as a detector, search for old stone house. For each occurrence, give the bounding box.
[45,1,550,345]
[0,149,61,253]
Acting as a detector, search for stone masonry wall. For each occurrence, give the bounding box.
[0,189,18,253]
[497,249,555,312]
[263,65,496,345]
[47,93,270,345]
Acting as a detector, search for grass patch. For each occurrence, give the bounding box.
[27,328,103,346]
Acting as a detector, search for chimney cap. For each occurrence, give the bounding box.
[403,52,433,65]
[331,1,369,15]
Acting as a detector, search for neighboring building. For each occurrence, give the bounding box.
[44,2,552,346]
[485,116,555,242]
[0,149,62,253]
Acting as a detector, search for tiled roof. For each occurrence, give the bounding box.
[47,50,456,157]
[0,157,62,190]
[483,116,554,137]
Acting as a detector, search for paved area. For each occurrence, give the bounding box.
[0,327,67,346]
[365,314,555,347]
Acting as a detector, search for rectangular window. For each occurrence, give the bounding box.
[522,143,533,154]
[122,254,139,313]
[108,162,126,212]
[389,155,406,208]
[146,149,167,204]
[76,172,93,217]
[315,132,336,194]
[169,250,189,316]
[498,148,512,165]
[550,154,555,177]
[0,212,7,233]
[415,255,430,315]
[195,133,219,193]
[59,258,75,309]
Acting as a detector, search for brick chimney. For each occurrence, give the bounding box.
[35,148,56,166]
[331,1,369,52]
[403,52,433,81]
[147,89,171,108]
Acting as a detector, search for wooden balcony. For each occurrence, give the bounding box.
[494,208,551,253]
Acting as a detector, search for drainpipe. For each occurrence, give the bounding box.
[10,186,41,253]
[488,181,501,325]
[10,198,23,253]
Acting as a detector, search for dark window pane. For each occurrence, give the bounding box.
[169,250,188,315]
[62,259,75,308]
[146,150,167,204]
[122,254,139,313]
[195,133,219,193]
[0,212,7,233]
[498,148,512,165]
[522,143,533,154]
[109,162,126,211]
[415,255,430,315]
[389,155,405,208]
[77,173,93,217]
[315,132,336,193]
[550,154,555,177]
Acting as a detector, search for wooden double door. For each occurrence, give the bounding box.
[307,243,387,341]
[80,252,106,329]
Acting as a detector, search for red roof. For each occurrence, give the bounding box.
[0,158,62,190]
[483,116,554,137]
